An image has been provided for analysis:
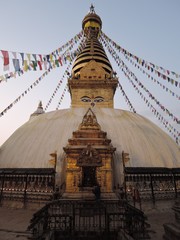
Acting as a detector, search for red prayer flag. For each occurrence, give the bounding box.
[1,50,9,71]
[58,57,63,66]
[39,54,43,62]
[38,61,42,70]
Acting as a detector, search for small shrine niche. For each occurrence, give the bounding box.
[77,144,102,187]
[63,108,116,197]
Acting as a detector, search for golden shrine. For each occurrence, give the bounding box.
[63,108,116,199]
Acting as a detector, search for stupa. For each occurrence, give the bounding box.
[0,4,179,210]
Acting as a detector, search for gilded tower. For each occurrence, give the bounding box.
[68,5,118,108]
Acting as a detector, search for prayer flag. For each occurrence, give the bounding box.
[32,61,37,70]
[32,54,37,61]
[23,60,28,72]
[12,59,20,72]
[20,53,24,65]
[55,59,59,67]
[12,52,17,59]
[27,53,31,61]
[37,61,42,70]
[1,50,9,71]
[39,54,43,62]
[58,57,63,66]
[43,61,48,70]
[50,54,53,61]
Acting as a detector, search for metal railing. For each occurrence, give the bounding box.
[28,199,150,240]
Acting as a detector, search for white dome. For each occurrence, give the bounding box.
[0,107,179,184]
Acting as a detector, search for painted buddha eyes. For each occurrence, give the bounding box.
[81,96,91,102]
[81,96,104,104]
[94,97,104,103]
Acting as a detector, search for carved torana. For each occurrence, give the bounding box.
[77,144,102,167]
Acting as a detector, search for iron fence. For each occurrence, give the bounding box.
[28,199,149,240]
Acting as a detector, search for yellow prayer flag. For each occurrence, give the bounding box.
[23,60,28,72]
[50,54,53,61]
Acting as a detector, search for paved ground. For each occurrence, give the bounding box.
[0,207,34,240]
[145,207,175,239]
[127,199,176,239]
[0,201,176,240]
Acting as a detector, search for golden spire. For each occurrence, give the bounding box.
[72,6,111,78]
[68,7,118,108]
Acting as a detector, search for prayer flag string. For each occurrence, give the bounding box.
[0,31,85,117]
[123,54,180,99]
[0,67,53,118]
[100,36,179,144]
[101,34,179,99]
[118,82,136,113]
[100,36,179,124]
[50,31,83,61]
[45,63,72,111]
[45,36,86,111]
[56,84,68,110]
[121,66,179,143]
[0,31,83,80]
[101,32,180,85]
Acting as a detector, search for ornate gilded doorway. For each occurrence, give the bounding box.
[82,166,97,187]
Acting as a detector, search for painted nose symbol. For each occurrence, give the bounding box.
[91,102,95,107]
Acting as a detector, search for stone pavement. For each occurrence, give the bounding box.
[145,208,175,239]
[142,200,176,240]
[0,207,34,240]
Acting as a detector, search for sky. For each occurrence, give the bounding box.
[0,0,179,146]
